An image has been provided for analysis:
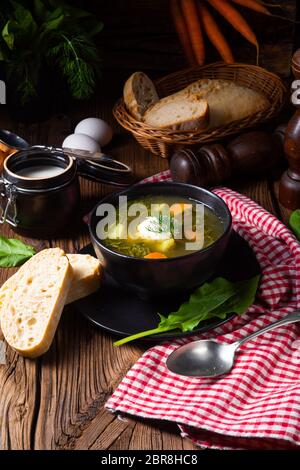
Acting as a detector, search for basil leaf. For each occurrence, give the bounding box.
[114,275,260,346]
[290,209,300,240]
[0,236,36,267]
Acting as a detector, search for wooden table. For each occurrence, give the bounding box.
[0,98,290,450]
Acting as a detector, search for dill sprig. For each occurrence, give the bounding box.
[46,32,101,100]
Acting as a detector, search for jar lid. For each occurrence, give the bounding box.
[3,144,135,190]
[3,147,76,191]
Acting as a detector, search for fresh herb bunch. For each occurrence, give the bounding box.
[0,0,103,105]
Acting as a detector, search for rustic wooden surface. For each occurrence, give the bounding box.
[0,96,291,450]
[0,0,298,449]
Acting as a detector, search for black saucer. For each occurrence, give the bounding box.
[75,231,260,342]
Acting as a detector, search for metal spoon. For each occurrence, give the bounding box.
[166,312,300,378]
[0,128,30,152]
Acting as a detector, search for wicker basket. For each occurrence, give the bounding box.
[113,62,286,159]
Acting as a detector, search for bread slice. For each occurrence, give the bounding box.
[123,71,159,119]
[0,253,102,311]
[0,248,72,358]
[143,92,209,131]
[183,79,270,128]
[66,254,101,304]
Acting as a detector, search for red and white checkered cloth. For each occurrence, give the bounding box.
[105,171,300,450]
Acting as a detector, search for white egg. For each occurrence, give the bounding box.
[137,217,172,241]
[62,133,100,153]
[75,117,113,147]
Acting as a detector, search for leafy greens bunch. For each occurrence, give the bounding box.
[0,0,103,105]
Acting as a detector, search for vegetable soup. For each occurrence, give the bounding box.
[101,195,224,259]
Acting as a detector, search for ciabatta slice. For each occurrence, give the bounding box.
[143,93,209,131]
[123,71,159,119]
[0,254,102,311]
[1,248,72,358]
[66,254,101,304]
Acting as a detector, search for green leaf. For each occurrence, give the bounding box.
[88,22,104,37]
[34,0,48,22]
[0,236,36,267]
[159,277,240,333]
[74,18,103,38]
[208,276,260,317]
[114,275,260,346]
[43,9,65,32]
[5,57,40,105]
[2,21,14,50]
[290,209,300,240]
[51,2,91,19]
[0,44,6,60]
[10,1,37,36]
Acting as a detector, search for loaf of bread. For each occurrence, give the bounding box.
[0,248,72,358]
[184,79,270,128]
[143,92,209,131]
[123,71,159,120]
[66,254,101,304]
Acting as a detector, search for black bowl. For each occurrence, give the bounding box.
[89,182,232,298]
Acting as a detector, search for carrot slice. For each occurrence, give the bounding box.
[144,252,168,259]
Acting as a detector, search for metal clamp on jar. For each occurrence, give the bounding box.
[0,180,17,226]
[0,130,135,238]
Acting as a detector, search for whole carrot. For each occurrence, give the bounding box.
[181,0,205,65]
[234,0,299,23]
[207,0,258,47]
[198,1,234,63]
[231,0,271,15]
[170,0,197,66]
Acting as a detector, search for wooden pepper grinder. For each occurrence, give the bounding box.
[170,128,285,187]
[279,49,300,209]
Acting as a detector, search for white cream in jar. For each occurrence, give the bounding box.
[17,165,65,179]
